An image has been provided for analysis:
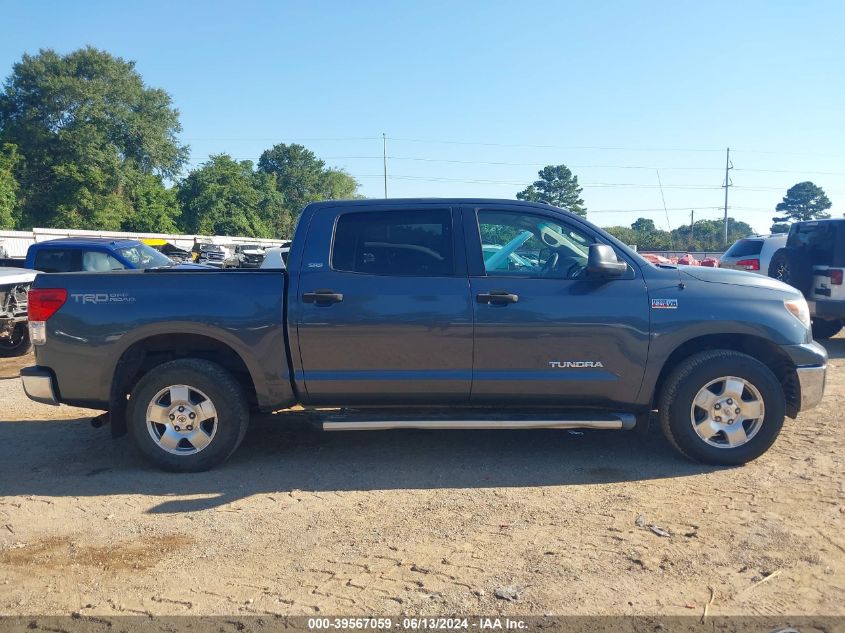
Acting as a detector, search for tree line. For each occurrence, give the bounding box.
[0,47,358,238]
[0,47,837,244]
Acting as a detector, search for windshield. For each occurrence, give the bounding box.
[117,243,173,269]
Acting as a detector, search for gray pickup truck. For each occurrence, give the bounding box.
[22,199,828,471]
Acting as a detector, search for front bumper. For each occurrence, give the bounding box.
[796,365,827,412]
[20,366,59,406]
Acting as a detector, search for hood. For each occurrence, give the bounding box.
[0,267,37,285]
[681,265,798,293]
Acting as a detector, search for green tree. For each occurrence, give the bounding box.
[0,143,19,228]
[671,218,754,251]
[178,154,286,238]
[516,165,586,217]
[0,47,187,229]
[257,143,359,216]
[631,218,656,233]
[123,172,180,233]
[771,181,832,228]
[603,225,638,247]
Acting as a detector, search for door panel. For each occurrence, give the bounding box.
[466,205,650,406]
[296,206,473,404]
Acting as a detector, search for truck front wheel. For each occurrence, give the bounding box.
[658,350,785,465]
[127,359,249,472]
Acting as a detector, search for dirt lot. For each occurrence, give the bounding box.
[0,338,843,618]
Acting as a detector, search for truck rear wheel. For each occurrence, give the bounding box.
[658,350,785,465]
[127,359,249,472]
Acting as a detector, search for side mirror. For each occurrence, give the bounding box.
[587,244,627,277]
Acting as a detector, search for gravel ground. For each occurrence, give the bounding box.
[0,337,843,618]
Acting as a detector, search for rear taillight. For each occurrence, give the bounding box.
[830,269,843,285]
[737,258,760,271]
[28,288,68,321]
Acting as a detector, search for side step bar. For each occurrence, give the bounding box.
[322,413,636,432]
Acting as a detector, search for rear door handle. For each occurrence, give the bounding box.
[476,290,519,305]
[303,289,344,304]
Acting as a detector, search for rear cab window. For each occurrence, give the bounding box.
[33,249,83,273]
[331,209,455,276]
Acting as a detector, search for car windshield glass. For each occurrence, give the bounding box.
[117,244,173,269]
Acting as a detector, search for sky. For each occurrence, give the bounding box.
[2,0,844,234]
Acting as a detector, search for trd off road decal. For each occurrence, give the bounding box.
[70,293,136,304]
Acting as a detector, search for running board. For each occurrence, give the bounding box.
[321,413,636,432]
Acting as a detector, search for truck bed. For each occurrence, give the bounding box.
[31,268,295,411]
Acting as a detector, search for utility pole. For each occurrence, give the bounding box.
[722,147,733,246]
[382,133,388,198]
[690,210,695,249]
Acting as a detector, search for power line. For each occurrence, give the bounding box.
[183,154,845,178]
[387,137,727,152]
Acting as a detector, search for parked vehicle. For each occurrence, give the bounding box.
[0,267,35,357]
[142,239,192,264]
[22,198,827,472]
[721,234,787,275]
[766,219,845,339]
[260,244,290,269]
[677,253,700,266]
[25,238,177,272]
[700,257,719,268]
[224,244,266,268]
[192,242,227,268]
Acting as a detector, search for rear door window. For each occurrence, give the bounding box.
[33,249,82,273]
[724,239,763,258]
[331,209,454,276]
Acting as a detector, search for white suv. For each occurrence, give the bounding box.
[720,234,787,275]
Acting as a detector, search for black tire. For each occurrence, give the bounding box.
[768,247,813,294]
[658,350,785,466]
[127,359,249,472]
[0,323,32,357]
[811,318,843,340]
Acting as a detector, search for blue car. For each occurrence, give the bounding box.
[25,238,202,272]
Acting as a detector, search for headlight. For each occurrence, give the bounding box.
[784,298,811,329]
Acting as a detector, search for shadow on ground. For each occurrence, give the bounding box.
[10,334,840,512]
[821,336,845,360]
[0,412,722,513]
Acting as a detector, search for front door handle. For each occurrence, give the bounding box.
[476,290,519,305]
[303,289,344,304]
